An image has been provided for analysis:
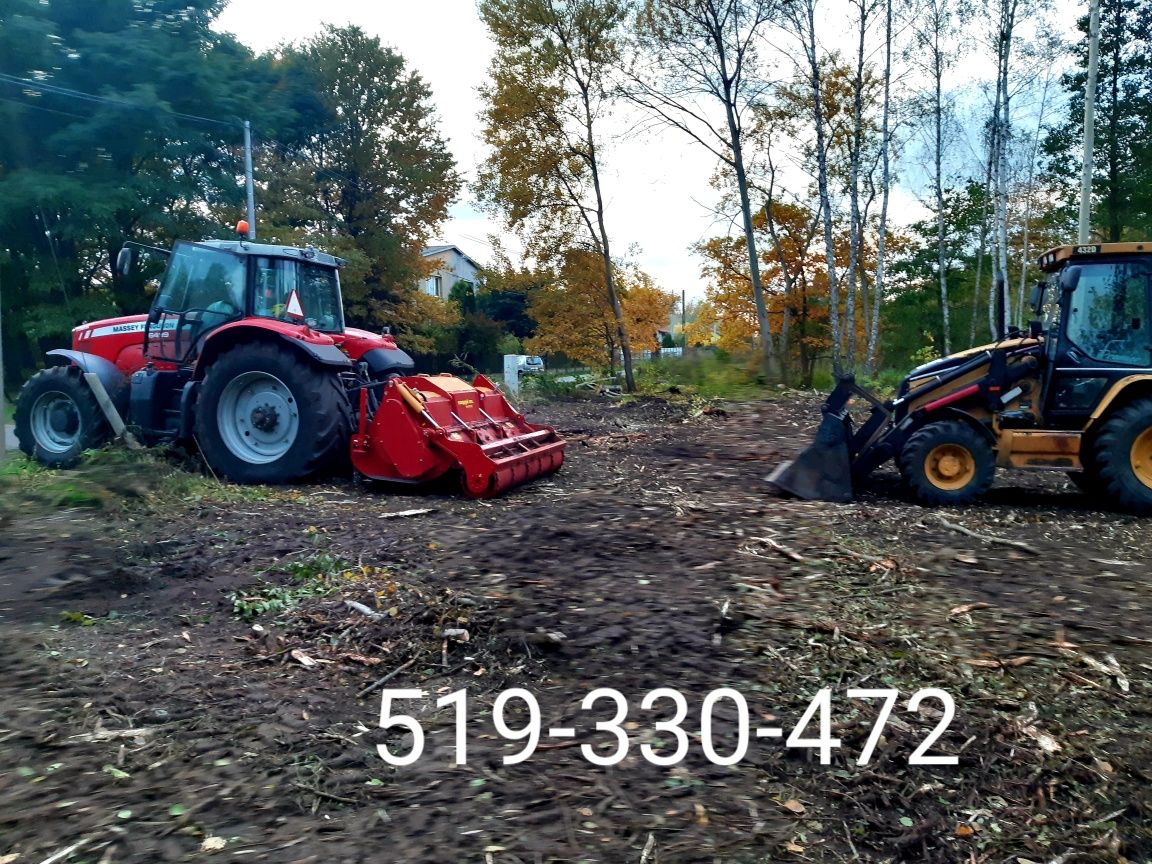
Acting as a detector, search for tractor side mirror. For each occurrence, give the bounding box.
[1028,281,1045,315]
[147,305,162,325]
[116,246,134,278]
[1059,265,1082,293]
[1029,319,1043,338]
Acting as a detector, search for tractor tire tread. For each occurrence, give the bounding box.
[1092,399,1152,514]
[898,419,996,507]
[13,365,110,469]
[195,342,351,484]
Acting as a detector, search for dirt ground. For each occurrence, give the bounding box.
[0,393,1149,864]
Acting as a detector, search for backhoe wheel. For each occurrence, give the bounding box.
[195,343,350,484]
[14,365,110,468]
[899,420,995,506]
[1092,399,1152,514]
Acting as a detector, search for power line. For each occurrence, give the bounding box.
[0,93,90,120]
[0,72,236,129]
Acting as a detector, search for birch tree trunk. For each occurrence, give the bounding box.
[865,0,892,374]
[932,10,952,355]
[789,0,843,375]
[844,0,872,368]
[1016,69,1053,326]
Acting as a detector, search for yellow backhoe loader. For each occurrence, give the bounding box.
[771,242,1152,513]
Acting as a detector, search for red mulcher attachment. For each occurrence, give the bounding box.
[350,373,565,497]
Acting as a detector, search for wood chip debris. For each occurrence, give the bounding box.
[380,508,436,519]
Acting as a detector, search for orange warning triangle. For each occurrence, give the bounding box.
[284,289,305,319]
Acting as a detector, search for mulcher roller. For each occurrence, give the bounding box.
[350,373,565,497]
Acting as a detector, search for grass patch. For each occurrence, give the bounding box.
[0,444,298,521]
[635,351,772,401]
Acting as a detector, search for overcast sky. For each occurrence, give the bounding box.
[213,0,1076,300]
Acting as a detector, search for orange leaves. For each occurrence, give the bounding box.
[525,249,677,369]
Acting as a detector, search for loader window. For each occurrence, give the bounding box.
[253,257,343,333]
[1065,261,1151,366]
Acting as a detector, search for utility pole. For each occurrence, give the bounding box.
[1078,0,1101,244]
[243,120,256,240]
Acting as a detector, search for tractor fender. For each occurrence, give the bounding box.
[45,349,129,413]
[920,406,998,445]
[285,339,352,368]
[195,325,352,378]
[361,346,415,376]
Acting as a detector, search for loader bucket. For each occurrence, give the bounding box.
[350,373,565,498]
[767,377,860,503]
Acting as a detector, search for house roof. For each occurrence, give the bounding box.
[421,244,483,272]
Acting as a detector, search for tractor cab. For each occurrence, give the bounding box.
[1035,243,1152,422]
[141,239,346,365]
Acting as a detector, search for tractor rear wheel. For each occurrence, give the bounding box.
[899,420,996,506]
[14,365,110,468]
[1092,399,1152,514]
[195,343,350,484]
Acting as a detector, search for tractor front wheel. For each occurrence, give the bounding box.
[14,365,111,468]
[1092,399,1152,514]
[898,420,996,506]
[195,343,349,484]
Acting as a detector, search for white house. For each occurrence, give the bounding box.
[420,245,483,300]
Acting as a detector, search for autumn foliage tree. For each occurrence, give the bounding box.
[476,0,638,390]
[525,250,677,370]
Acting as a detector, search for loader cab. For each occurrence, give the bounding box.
[1038,244,1152,422]
[145,240,345,364]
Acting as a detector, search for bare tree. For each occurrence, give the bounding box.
[1015,63,1055,327]
[779,0,845,375]
[911,0,968,356]
[989,0,1021,336]
[627,0,780,376]
[864,0,894,373]
[844,0,883,367]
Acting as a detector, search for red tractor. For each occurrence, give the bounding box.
[13,229,564,497]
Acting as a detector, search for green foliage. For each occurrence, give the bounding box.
[0,0,275,386]
[519,372,591,400]
[229,553,348,621]
[497,333,523,355]
[660,331,678,349]
[634,351,769,400]
[0,10,460,388]
[1043,0,1152,241]
[257,26,460,340]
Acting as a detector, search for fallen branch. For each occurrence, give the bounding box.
[39,837,92,864]
[380,508,435,519]
[344,600,385,620]
[748,536,806,562]
[639,833,657,864]
[67,727,154,744]
[357,652,426,699]
[293,783,356,804]
[934,516,1039,555]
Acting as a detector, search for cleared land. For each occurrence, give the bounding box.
[0,394,1148,863]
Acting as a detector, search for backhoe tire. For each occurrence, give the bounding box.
[899,420,995,506]
[195,343,350,484]
[1092,399,1152,514]
[14,365,111,469]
